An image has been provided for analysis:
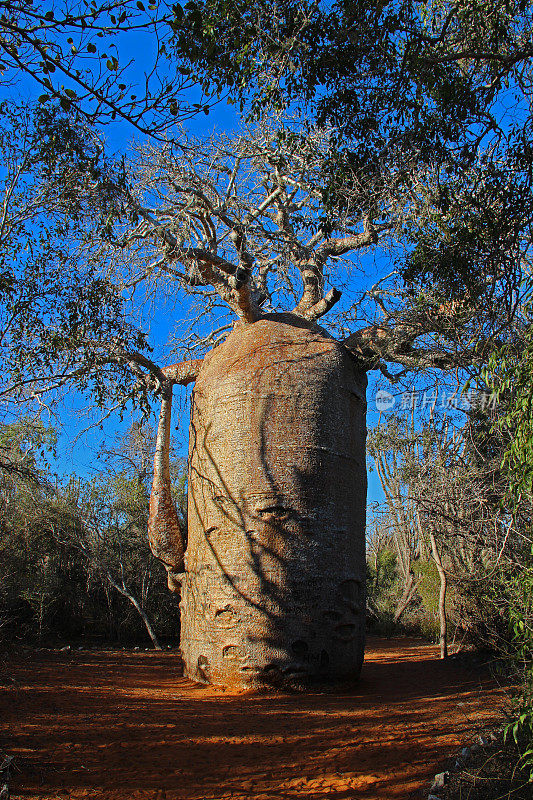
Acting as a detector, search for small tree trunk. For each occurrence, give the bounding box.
[38,593,45,642]
[429,533,448,659]
[394,572,420,623]
[106,574,162,650]
[127,594,163,651]
[148,383,186,593]
[374,551,380,592]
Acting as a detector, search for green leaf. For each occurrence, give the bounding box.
[87,43,97,53]
[38,94,50,104]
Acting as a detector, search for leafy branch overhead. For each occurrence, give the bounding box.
[0,0,210,135]
[170,0,533,325]
[0,104,152,417]
[173,0,533,163]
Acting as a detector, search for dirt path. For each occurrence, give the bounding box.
[0,638,506,800]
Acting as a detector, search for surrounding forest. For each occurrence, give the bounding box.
[1,0,533,794]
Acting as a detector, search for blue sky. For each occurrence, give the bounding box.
[6,11,482,522]
[6,20,405,509]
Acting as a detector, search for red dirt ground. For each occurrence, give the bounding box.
[0,638,506,800]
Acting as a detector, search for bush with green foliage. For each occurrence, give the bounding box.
[0,420,185,648]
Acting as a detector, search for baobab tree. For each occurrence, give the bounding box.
[102,126,511,688]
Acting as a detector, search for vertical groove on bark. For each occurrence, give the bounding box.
[148,383,185,592]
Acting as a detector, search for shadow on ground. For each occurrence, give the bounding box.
[0,638,506,800]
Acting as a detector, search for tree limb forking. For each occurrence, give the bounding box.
[118,127,387,329]
[292,218,378,321]
[343,322,491,373]
[300,287,342,322]
[128,198,260,322]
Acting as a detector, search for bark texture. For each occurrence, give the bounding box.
[181,314,367,689]
[148,385,186,593]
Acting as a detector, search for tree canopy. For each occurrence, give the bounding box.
[172,0,533,309]
[0,102,158,421]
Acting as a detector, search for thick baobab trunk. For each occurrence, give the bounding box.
[180,313,368,689]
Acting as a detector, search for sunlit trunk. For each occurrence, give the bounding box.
[180,314,368,689]
[105,573,163,650]
[127,594,163,651]
[148,384,186,593]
